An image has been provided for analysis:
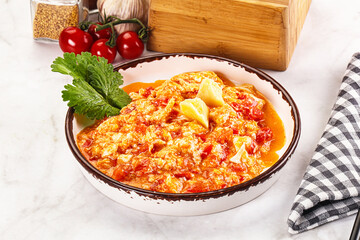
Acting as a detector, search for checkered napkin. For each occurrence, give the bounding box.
[287,53,360,234]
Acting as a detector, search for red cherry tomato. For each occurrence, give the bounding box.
[116,31,144,59]
[59,27,93,54]
[88,23,112,41]
[90,39,117,63]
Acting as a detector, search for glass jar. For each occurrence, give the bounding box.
[30,0,89,42]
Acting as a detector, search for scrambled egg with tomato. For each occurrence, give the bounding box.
[77,71,278,193]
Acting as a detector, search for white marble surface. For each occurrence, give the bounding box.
[1,0,360,239]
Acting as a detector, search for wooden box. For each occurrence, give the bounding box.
[147,0,311,71]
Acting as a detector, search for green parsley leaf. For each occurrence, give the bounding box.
[51,52,132,120]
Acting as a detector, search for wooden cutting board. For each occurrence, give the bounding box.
[147,0,311,71]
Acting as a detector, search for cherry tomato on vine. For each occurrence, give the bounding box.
[116,31,144,60]
[88,23,112,41]
[90,39,117,63]
[59,27,93,54]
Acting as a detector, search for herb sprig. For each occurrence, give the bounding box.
[51,52,131,120]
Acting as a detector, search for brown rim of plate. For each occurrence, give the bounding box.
[65,53,301,201]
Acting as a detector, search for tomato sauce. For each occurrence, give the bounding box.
[123,79,286,168]
[77,71,286,193]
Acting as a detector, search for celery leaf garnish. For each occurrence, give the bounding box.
[51,52,131,120]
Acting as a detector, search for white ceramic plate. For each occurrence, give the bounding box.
[65,53,301,216]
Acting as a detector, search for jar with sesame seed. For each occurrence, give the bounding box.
[30,0,89,42]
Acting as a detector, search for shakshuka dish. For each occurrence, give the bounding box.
[77,71,285,193]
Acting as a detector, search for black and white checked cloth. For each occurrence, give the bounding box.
[288,53,360,234]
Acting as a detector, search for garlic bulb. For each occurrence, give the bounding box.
[97,0,149,35]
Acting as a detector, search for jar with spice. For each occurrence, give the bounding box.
[30,0,89,42]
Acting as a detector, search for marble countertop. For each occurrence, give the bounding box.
[1,0,360,239]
